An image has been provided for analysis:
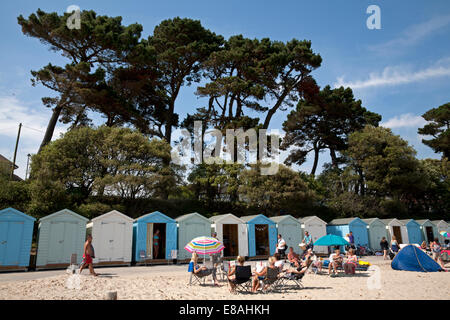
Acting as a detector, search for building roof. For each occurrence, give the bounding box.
[298,216,327,224]
[270,215,300,224]
[415,219,434,226]
[39,208,89,222]
[328,217,359,225]
[0,154,18,169]
[90,210,134,223]
[176,212,210,223]
[209,213,244,224]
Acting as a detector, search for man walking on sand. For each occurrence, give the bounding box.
[79,234,98,276]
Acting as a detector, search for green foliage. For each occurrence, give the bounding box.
[28,126,177,216]
[238,164,318,214]
[418,102,450,158]
[0,177,31,213]
[282,86,381,175]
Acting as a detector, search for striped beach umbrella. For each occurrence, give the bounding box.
[184,236,225,255]
[439,231,449,238]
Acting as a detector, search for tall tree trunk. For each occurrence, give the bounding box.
[330,148,338,168]
[310,146,319,176]
[38,104,63,153]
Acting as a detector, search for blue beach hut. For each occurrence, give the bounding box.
[399,219,423,245]
[327,217,369,248]
[0,208,35,271]
[241,215,277,257]
[132,211,177,263]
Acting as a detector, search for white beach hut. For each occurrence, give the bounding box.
[298,216,328,254]
[432,220,449,244]
[209,214,248,258]
[87,210,134,266]
[380,218,409,244]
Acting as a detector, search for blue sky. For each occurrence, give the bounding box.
[1,0,449,178]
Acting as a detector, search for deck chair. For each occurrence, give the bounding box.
[220,261,231,281]
[261,267,280,293]
[228,265,252,293]
[188,261,215,286]
[278,268,305,291]
[139,250,149,266]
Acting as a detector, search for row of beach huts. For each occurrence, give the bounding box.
[0,207,448,271]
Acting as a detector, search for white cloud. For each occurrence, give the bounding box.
[369,15,450,54]
[0,96,68,179]
[381,113,427,129]
[334,60,450,90]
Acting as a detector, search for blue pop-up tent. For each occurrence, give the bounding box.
[391,245,443,272]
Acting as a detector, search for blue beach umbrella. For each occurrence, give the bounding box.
[314,234,350,246]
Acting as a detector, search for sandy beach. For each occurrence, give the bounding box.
[0,257,448,300]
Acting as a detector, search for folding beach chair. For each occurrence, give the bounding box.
[228,265,252,293]
[220,260,231,281]
[261,267,281,293]
[278,272,305,291]
[139,250,150,266]
[188,261,207,285]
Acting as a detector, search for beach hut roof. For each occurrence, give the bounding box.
[90,210,134,223]
[432,220,448,226]
[240,214,275,224]
[176,212,210,223]
[328,217,366,226]
[362,218,385,225]
[270,215,299,224]
[209,213,244,224]
[39,208,88,222]
[0,207,36,221]
[415,219,434,226]
[380,218,404,225]
[298,216,327,224]
[398,219,419,225]
[134,211,175,223]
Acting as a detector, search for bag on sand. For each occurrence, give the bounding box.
[389,251,395,260]
[344,263,355,274]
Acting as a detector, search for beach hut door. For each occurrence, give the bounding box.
[0,221,23,266]
[392,226,402,243]
[48,222,65,263]
[113,223,125,261]
[425,227,434,242]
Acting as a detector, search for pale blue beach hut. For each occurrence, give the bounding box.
[0,208,35,271]
[399,219,423,245]
[327,217,369,248]
[132,211,177,262]
[36,209,88,269]
[241,215,277,257]
[270,215,302,254]
[176,212,211,260]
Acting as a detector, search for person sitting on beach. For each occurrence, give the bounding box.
[344,249,358,274]
[191,252,220,286]
[328,248,344,276]
[273,253,286,271]
[227,256,246,293]
[252,256,278,293]
[420,241,428,252]
[79,234,98,276]
[287,247,301,267]
[286,249,313,276]
[311,252,323,273]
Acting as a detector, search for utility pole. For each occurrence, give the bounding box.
[10,123,22,180]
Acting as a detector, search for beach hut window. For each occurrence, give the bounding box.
[222,224,238,257]
[255,224,269,256]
